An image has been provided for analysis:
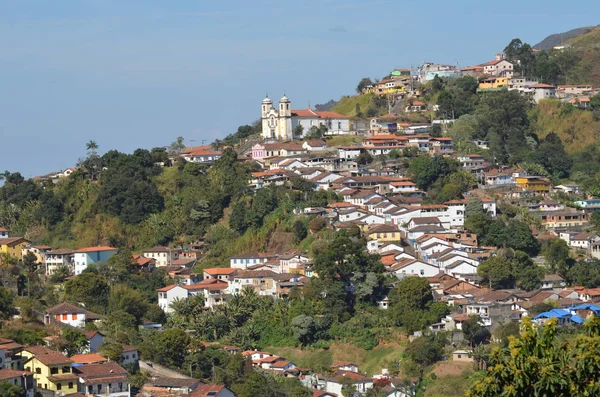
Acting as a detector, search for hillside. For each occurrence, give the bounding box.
[531,99,600,153]
[565,25,600,48]
[331,93,375,117]
[534,26,595,50]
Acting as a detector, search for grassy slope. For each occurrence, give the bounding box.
[566,26,600,48]
[266,341,405,375]
[332,94,374,117]
[532,99,600,153]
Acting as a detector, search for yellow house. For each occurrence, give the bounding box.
[516,176,551,193]
[21,346,78,393]
[367,224,401,242]
[0,237,30,259]
[478,77,508,90]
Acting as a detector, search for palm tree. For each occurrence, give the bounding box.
[86,140,99,152]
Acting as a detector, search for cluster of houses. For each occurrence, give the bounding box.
[0,328,135,397]
[157,255,310,312]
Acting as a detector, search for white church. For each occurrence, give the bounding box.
[261,94,350,140]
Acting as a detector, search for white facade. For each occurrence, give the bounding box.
[157,285,189,313]
[261,95,292,140]
[142,248,179,267]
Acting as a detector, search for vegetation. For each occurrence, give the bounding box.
[467,316,600,397]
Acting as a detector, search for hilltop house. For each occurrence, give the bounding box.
[74,246,118,275]
[44,302,102,328]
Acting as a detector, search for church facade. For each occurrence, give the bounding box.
[261,95,351,140]
[261,95,292,140]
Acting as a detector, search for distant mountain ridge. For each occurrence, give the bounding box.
[534,26,596,50]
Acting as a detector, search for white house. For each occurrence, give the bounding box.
[230,253,269,269]
[389,181,417,194]
[76,362,130,397]
[44,302,102,328]
[391,259,439,278]
[338,146,363,160]
[291,109,351,136]
[44,248,74,276]
[320,371,374,396]
[157,285,189,313]
[142,246,179,267]
[302,140,327,151]
[73,246,118,275]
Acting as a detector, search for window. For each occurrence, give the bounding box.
[72,313,77,320]
[57,383,62,391]
[62,314,68,320]
[68,382,73,389]
[36,368,42,374]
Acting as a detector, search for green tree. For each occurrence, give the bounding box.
[229,202,248,234]
[542,238,574,277]
[0,287,15,319]
[292,220,308,242]
[293,124,304,137]
[404,334,445,382]
[357,77,374,93]
[467,316,600,397]
[462,315,490,347]
[108,284,149,324]
[590,93,600,110]
[53,328,89,356]
[169,136,186,153]
[567,259,600,288]
[0,381,25,397]
[290,314,316,346]
[64,273,110,312]
[356,151,373,166]
[477,256,515,289]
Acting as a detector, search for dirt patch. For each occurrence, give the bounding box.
[266,231,295,253]
[431,360,473,377]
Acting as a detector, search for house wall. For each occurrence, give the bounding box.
[22,357,77,394]
[52,312,86,328]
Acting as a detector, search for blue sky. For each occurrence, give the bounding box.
[1,0,598,177]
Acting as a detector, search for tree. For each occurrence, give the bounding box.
[313,236,384,282]
[504,220,541,256]
[108,284,149,324]
[357,77,374,94]
[290,314,316,346]
[477,256,515,289]
[590,93,600,110]
[64,272,110,312]
[147,328,190,368]
[462,315,490,347]
[542,238,574,277]
[467,316,600,397]
[408,155,456,191]
[53,328,89,356]
[356,151,373,166]
[567,259,600,288]
[229,202,248,234]
[169,136,186,153]
[292,220,308,242]
[0,287,15,320]
[0,381,25,397]
[293,124,304,137]
[404,334,445,382]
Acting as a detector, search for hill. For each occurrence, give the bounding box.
[531,99,600,153]
[534,26,596,50]
[331,93,375,117]
[565,25,600,48]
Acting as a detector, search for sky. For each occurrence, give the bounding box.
[1,0,599,177]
